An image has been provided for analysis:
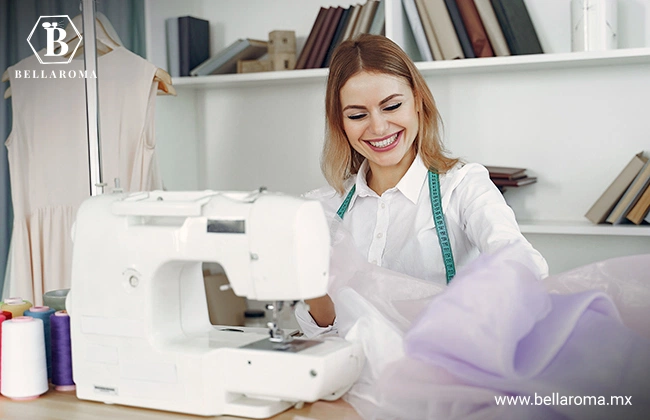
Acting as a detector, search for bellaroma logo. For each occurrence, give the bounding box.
[28,15,82,64]
[17,15,97,79]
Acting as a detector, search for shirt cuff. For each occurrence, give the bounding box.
[294,301,339,338]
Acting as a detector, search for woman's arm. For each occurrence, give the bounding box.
[305,294,336,327]
[456,164,549,278]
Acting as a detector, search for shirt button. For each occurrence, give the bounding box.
[371,259,377,265]
[381,203,386,209]
[377,233,383,239]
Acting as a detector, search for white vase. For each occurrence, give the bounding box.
[571,0,618,52]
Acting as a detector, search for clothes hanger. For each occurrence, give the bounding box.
[2,12,175,98]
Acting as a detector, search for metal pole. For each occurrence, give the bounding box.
[81,0,105,196]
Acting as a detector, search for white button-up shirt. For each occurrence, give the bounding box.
[295,155,548,336]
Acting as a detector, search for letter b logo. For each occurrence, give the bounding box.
[43,22,68,56]
[28,15,82,64]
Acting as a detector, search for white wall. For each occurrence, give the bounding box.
[145,0,650,274]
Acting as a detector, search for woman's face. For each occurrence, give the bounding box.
[340,71,419,170]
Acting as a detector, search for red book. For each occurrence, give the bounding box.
[455,0,494,57]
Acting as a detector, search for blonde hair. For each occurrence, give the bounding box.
[322,34,458,194]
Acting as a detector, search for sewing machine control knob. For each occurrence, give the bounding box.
[122,268,142,292]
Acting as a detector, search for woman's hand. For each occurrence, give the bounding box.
[305,294,336,327]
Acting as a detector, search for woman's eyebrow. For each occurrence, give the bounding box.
[342,93,404,112]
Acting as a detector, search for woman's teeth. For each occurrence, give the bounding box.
[369,133,398,148]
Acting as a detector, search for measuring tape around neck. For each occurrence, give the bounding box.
[336,170,456,283]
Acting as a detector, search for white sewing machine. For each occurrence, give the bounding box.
[67,190,364,418]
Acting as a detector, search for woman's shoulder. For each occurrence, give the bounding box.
[443,161,489,179]
[440,161,494,198]
[303,185,340,201]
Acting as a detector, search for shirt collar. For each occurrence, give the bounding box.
[348,155,427,211]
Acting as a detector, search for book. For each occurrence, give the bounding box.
[352,0,380,38]
[305,7,337,69]
[606,159,650,224]
[295,7,328,70]
[422,0,464,60]
[490,0,543,55]
[485,165,526,179]
[165,18,180,77]
[368,0,386,35]
[455,0,494,57]
[323,6,352,67]
[491,176,537,187]
[473,0,511,56]
[189,38,268,76]
[309,7,344,69]
[443,0,475,59]
[626,183,650,225]
[403,0,434,61]
[178,16,210,77]
[342,4,363,41]
[415,0,443,61]
[585,152,648,224]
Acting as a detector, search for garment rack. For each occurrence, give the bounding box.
[81,0,105,196]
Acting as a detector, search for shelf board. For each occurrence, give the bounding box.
[171,47,650,89]
[519,220,650,236]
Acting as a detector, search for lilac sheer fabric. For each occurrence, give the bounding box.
[327,220,650,420]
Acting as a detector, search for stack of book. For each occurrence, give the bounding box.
[295,0,385,70]
[585,152,650,225]
[485,166,537,193]
[403,0,543,62]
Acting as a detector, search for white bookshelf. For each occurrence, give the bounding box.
[146,0,650,274]
[170,47,650,89]
[518,221,650,237]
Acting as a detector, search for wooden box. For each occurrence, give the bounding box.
[271,52,296,71]
[237,59,273,74]
[268,30,296,55]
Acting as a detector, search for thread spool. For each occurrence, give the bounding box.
[0,316,49,400]
[24,306,56,379]
[50,311,75,391]
[1,297,33,318]
[1,310,11,320]
[0,314,5,390]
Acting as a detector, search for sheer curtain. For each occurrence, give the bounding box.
[0,0,145,294]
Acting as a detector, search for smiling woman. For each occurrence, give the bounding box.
[295,33,548,333]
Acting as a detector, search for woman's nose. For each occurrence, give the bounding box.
[368,113,388,136]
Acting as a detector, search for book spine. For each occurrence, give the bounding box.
[403,0,434,61]
[455,0,494,57]
[306,7,336,69]
[490,0,543,55]
[473,0,510,56]
[425,0,465,60]
[313,7,344,69]
[443,0,476,58]
[178,17,191,77]
[296,7,328,70]
[324,7,352,67]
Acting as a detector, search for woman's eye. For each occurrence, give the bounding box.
[347,113,366,120]
[384,102,402,111]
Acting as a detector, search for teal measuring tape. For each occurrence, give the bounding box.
[336,171,456,283]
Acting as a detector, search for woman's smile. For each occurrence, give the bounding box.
[364,131,401,151]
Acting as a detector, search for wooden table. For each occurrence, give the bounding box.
[0,388,363,420]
